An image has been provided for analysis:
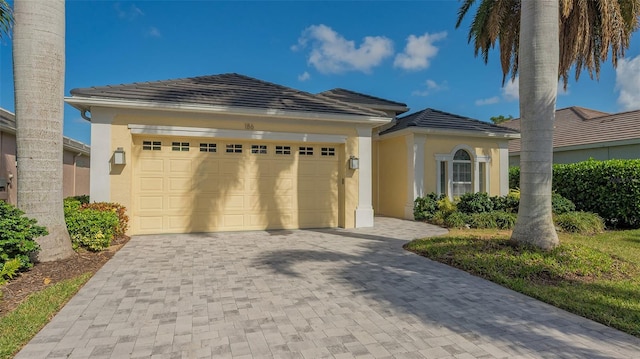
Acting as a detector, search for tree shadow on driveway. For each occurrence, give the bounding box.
[253,225,640,358]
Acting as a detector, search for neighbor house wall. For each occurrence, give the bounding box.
[0,129,89,205]
[510,143,640,167]
[62,150,90,198]
[0,131,16,203]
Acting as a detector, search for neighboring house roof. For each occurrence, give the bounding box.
[319,88,409,114]
[500,106,640,153]
[0,108,90,156]
[68,73,387,118]
[379,108,520,138]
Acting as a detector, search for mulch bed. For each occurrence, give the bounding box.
[0,235,129,316]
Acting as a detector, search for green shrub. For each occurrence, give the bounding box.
[81,202,129,237]
[509,166,520,189]
[444,211,470,229]
[469,211,517,230]
[468,212,496,229]
[437,197,457,216]
[430,210,448,226]
[0,202,45,271]
[493,211,518,229]
[554,159,640,228]
[552,192,576,214]
[0,258,21,286]
[554,211,605,235]
[414,193,444,221]
[67,195,90,205]
[492,190,520,213]
[457,192,494,214]
[512,159,640,228]
[64,198,119,251]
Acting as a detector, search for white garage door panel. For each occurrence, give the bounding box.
[132,137,339,234]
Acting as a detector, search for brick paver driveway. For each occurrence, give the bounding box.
[17,217,640,358]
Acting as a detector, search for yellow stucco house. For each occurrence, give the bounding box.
[65,73,519,235]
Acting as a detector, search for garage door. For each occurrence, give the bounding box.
[131,137,339,234]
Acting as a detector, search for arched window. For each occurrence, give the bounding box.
[452,149,472,197]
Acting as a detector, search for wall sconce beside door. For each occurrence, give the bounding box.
[349,155,359,170]
[113,147,126,165]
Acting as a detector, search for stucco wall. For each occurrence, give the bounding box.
[374,134,408,218]
[423,135,505,197]
[104,110,366,231]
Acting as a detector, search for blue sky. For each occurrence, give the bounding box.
[1,1,639,145]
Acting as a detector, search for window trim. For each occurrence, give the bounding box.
[435,145,491,200]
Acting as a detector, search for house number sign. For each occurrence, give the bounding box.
[244,123,255,130]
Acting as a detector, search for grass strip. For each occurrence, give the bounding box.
[405,229,640,337]
[0,273,92,359]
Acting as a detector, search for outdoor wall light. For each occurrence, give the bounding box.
[113,147,126,165]
[349,156,359,170]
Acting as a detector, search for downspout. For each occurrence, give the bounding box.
[81,109,92,121]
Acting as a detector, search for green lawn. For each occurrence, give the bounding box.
[0,273,92,359]
[404,229,640,337]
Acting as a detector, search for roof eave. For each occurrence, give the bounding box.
[377,126,521,140]
[65,96,392,125]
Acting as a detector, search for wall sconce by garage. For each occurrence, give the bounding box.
[113,147,126,165]
[348,155,359,170]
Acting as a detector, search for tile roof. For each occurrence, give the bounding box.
[499,106,640,152]
[69,73,386,117]
[379,108,520,136]
[319,88,408,113]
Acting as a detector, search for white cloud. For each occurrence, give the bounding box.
[294,24,394,74]
[298,71,311,81]
[616,56,640,111]
[475,96,501,106]
[147,27,161,38]
[394,32,447,71]
[115,3,144,20]
[411,79,448,97]
[502,78,519,101]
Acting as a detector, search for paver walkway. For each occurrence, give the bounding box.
[16,217,640,358]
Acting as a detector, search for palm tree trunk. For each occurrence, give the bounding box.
[13,0,74,261]
[510,0,560,249]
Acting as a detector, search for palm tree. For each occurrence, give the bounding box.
[0,0,11,38]
[457,0,639,249]
[13,0,74,261]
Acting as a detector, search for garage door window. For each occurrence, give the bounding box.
[199,143,217,152]
[275,145,291,155]
[172,142,190,151]
[251,145,268,154]
[142,141,161,151]
[226,144,243,153]
[321,147,335,156]
[299,146,314,156]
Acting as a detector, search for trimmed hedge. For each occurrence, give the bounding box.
[511,159,640,228]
